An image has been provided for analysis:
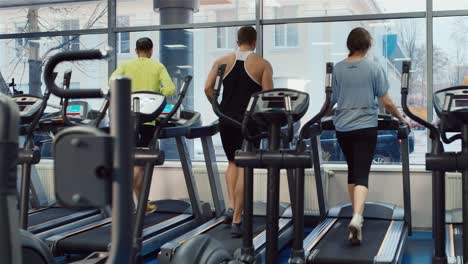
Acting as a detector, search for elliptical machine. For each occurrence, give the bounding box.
[401,61,468,264]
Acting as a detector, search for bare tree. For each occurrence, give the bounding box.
[448,19,468,86]
[11,3,107,96]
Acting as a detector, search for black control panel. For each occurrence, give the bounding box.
[12,95,43,124]
[434,86,468,132]
[249,88,309,127]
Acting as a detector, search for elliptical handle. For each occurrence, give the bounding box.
[211,64,242,127]
[400,61,440,140]
[299,62,334,140]
[214,64,227,98]
[44,48,111,99]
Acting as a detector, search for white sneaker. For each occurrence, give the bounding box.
[348,214,363,245]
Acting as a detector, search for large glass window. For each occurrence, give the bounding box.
[0,34,108,104]
[116,0,254,27]
[433,16,468,152]
[434,0,468,11]
[264,19,427,164]
[263,0,425,19]
[0,1,107,34]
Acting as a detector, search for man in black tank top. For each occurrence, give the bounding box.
[205,26,274,237]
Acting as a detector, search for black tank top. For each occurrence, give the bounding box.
[220,50,262,121]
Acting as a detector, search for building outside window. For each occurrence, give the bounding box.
[62,19,80,51]
[117,16,130,53]
[274,6,299,48]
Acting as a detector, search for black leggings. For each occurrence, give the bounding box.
[336,127,377,188]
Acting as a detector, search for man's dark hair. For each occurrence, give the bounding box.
[136,37,153,52]
[237,26,257,45]
[346,27,372,57]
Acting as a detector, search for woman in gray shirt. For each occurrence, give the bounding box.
[332,27,411,244]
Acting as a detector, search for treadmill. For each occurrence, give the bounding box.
[158,65,297,264]
[46,76,213,259]
[299,71,412,263]
[401,61,468,264]
[14,71,105,240]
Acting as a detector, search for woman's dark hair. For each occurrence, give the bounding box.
[237,26,257,45]
[346,27,372,57]
[136,37,153,52]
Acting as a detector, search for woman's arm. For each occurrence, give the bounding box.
[380,93,411,127]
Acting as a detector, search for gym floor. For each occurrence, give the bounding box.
[144,230,433,264]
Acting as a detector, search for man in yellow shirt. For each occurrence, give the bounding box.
[110,37,175,212]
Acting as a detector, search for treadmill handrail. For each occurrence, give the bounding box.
[148,76,192,148]
[185,120,219,139]
[298,62,334,141]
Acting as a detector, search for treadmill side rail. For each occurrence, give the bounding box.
[374,221,406,263]
[158,217,226,264]
[303,218,337,255]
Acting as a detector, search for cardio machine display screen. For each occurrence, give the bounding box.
[455,99,468,107]
[162,104,174,114]
[267,100,285,109]
[67,105,83,116]
[17,101,34,112]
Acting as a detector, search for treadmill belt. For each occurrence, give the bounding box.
[28,207,84,227]
[204,216,266,254]
[57,212,179,254]
[310,219,390,264]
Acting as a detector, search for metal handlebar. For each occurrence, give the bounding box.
[149,76,192,148]
[400,61,440,140]
[299,62,334,140]
[44,48,111,99]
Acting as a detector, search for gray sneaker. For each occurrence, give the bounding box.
[348,214,363,245]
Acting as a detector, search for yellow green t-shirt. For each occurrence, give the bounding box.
[110,57,176,96]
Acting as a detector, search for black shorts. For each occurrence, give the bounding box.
[336,127,377,188]
[219,121,260,161]
[136,125,155,148]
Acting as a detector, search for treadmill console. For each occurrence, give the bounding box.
[131,91,167,123]
[12,95,43,124]
[66,103,87,118]
[250,88,309,126]
[434,86,468,131]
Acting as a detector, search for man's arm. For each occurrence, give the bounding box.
[380,93,411,126]
[109,64,125,82]
[204,60,219,102]
[159,66,176,96]
[261,61,274,90]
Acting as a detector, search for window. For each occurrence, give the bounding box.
[434,0,468,11]
[263,0,425,19]
[217,27,237,50]
[274,24,299,47]
[61,19,80,51]
[116,0,254,27]
[0,1,107,34]
[0,34,108,105]
[117,16,130,54]
[273,7,298,48]
[15,24,27,58]
[265,19,427,164]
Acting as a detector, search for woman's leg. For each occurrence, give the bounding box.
[337,131,356,209]
[352,127,377,215]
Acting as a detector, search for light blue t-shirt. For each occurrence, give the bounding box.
[331,58,389,132]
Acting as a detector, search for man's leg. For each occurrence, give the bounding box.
[225,161,238,209]
[233,166,244,224]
